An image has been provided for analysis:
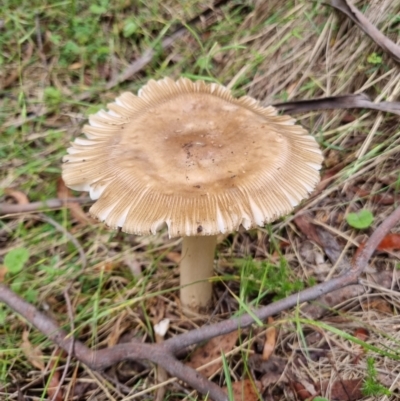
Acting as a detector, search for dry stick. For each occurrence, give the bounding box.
[164,204,400,352]
[273,93,400,116]
[49,287,75,401]
[1,206,399,400]
[0,286,228,401]
[324,0,400,64]
[0,197,92,215]
[34,214,87,270]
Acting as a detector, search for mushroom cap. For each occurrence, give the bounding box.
[62,77,323,237]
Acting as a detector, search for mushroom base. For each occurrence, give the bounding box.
[180,235,217,312]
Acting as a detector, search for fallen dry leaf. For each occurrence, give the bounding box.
[262,317,276,361]
[165,251,181,264]
[314,163,345,194]
[295,215,351,272]
[363,299,393,314]
[21,330,45,371]
[352,328,369,364]
[377,233,400,251]
[294,215,322,246]
[317,378,363,401]
[186,331,238,377]
[355,233,400,263]
[0,266,7,282]
[68,62,83,70]
[220,379,261,401]
[57,178,93,225]
[324,150,341,169]
[353,328,369,341]
[248,354,287,388]
[290,381,313,400]
[5,188,29,205]
[47,349,64,401]
[107,313,127,347]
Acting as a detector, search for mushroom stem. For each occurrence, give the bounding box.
[180,235,217,312]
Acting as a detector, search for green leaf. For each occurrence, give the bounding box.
[346,210,374,229]
[367,52,382,65]
[0,306,6,325]
[4,248,30,274]
[314,398,330,401]
[123,19,138,37]
[89,4,107,14]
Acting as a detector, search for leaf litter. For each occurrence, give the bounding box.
[186,331,239,377]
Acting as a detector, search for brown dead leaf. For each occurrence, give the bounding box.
[353,328,369,342]
[102,261,115,272]
[262,317,276,361]
[324,150,341,169]
[5,188,29,205]
[248,354,287,388]
[220,379,261,401]
[57,178,92,224]
[21,330,45,371]
[165,252,181,263]
[317,379,363,401]
[186,331,238,377]
[364,299,393,314]
[107,313,127,347]
[355,232,400,264]
[377,233,400,251]
[47,349,64,401]
[290,381,313,401]
[68,62,83,70]
[294,215,322,246]
[0,266,7,282]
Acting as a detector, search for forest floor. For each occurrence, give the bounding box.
[1,0,400,400]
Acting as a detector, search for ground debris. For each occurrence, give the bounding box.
[186,331,238,377]
[316,378,363,401]
[220,379,262,401]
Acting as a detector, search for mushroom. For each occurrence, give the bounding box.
[62,77,323,312]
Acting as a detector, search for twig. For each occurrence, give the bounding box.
[0,284,227,401]
[323,0,400,63]
[1,206,399,399]
[35,12,47,67]
[0,197,92,215]
[273,93,400,116]
[34,214,87,270]
[49,286,75,401]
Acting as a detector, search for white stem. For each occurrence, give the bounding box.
[180,235,217,312]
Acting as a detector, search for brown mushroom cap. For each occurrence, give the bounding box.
[62,77,323,237]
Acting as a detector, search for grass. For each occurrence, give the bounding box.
[1,0,400,400]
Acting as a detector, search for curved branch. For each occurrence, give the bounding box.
[1,205,399,400]
[0,284,227,401]
[0,197,92,215]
